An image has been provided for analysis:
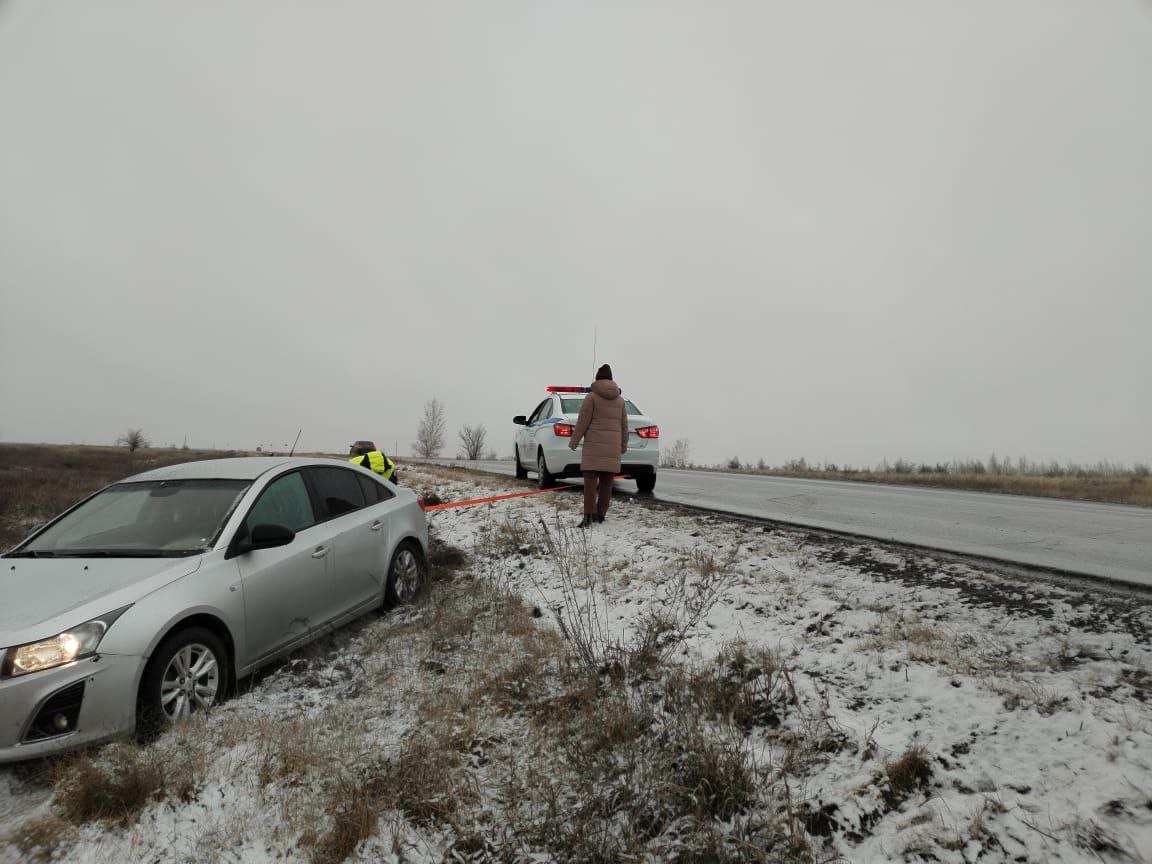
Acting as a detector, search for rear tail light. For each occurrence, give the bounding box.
[552,423,574,437]
[636,425,659,439]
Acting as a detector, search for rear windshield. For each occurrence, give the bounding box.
[11,479,251,558]
[560,397,644,416]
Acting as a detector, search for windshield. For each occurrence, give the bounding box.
[11,479,251,558]
[560,397,644,416]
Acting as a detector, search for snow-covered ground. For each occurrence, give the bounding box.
[2,464,1150,863]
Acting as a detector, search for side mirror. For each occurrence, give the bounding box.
[250,523,295,549]
[513,415,527,425]
[231,523,296,557]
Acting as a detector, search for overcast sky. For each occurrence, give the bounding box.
[1,1,1150,469]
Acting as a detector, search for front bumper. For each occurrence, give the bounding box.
[0,652,142,763]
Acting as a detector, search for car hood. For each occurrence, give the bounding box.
[0,556,202,647]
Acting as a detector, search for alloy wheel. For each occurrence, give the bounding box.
[391,547,421,603]
[159,642,220,721]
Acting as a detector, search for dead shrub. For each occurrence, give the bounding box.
[535,519,734,682]
[531,668,600,726]
[481,582,539,640]
[426,583,483,648]
[677,642,793,730]
[534,518,619,676]
[1068,817,1133,858]
[657,546,737,648]
[905,626,940,645]
[310,774,383,864]
[671,726,758,821]
[53,742,199,826]
[378,733,472,827]
[478,633,565,715]
[625,609,680,679]
[989,678,1067,715]
[581,693,654,756]
[427,531,468,574]
[6,814,76,862]
[254,714,332,787]
[665,815,788,863]
[883,746,933,807]
[477,514,537,559]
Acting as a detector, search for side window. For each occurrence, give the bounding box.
[356,473,395,504]
[310,467,366,519]
[528,399,552,424]
[245,472,315,533]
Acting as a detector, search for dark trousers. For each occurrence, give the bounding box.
[582,471,615,518]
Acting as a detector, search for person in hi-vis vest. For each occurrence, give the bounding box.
[348,449,397,483]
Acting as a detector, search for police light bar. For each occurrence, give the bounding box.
[545,386,589,393]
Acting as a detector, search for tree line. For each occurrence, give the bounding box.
[412,397,493,461]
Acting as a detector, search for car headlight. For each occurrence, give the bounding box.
[2,607,130,677]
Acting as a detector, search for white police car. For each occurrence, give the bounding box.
[513,386,660,492]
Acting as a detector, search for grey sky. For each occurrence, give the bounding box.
[2,1,1150,468]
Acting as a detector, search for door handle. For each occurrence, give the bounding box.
[311,546,329,559]
[370,521,383,531]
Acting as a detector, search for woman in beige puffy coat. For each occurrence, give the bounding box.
[569,364,629,528]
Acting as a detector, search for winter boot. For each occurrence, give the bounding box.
[577,514,593,529]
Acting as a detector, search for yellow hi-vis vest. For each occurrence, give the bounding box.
[349,450,395,481]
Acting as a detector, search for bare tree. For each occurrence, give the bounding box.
[662,438,691,469]
[458,424,487,461]
[413,398,447,458]
[117,428,150,453]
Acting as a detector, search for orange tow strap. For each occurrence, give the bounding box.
[420,475,626,512]
[421,485,577,512]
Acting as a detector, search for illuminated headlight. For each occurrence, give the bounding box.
[2,607,130,677]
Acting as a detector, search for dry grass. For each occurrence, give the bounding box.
[5,814,76,863]
[15,559,831,863]
[987,677,1068,715]
[253,714,337,787]
[883,746,933,807]
[5,458,942,863]
[859,613,941,652]
[741,466,1152,507]
[309,776,382,864]
[476,513,539,559]
[51,741,201,827]
[676,642,794,731]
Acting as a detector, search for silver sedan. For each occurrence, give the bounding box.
[0,456,428,762]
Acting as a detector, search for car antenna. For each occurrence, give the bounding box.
[288,429,302,456]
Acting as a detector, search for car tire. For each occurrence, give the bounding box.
[137,626,228,738]
[537,450,556,489]
[385,541,427,609]
[514,448,528,480]
[635,470,656,493]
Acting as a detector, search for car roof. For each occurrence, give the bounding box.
[122,457,342,483]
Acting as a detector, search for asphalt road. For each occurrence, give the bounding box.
[430,460,1152,587]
